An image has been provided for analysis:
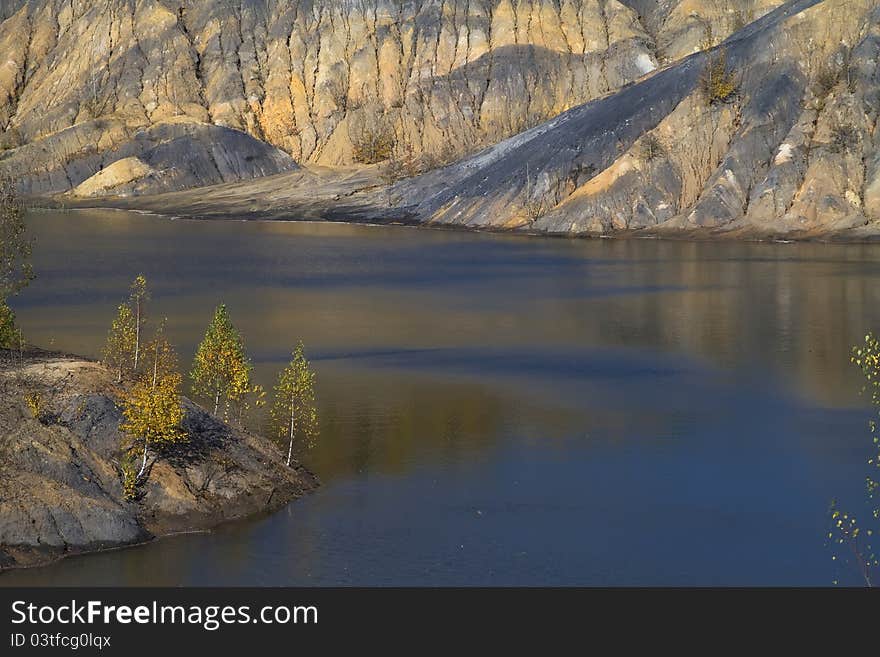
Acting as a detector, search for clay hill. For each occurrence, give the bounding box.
[1,0,878,238]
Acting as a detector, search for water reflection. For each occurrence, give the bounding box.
[2,210,880,585]
[14,211,880,410]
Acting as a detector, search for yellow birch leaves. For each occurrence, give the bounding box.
[271,342,319,466]
[102,274,148,381]
[103,303,136,382]
[120,322,186,450]
[191,304,253,418]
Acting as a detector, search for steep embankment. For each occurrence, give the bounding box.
[0,350,317,570]
[397,0,880,237]
[0,0,776,195]
[3,0,879,239]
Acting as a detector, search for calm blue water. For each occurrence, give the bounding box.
[2,209,879,585]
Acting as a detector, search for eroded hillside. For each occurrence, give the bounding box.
[0,0,780,193]
[397,0,880,237]
[2,0,878,239]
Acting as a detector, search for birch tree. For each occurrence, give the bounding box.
[831,334,880,585]
[270,342,319,467]
[129,274,149,372]
[103,303,136,382]
[121,322,186,482]
[191,304,252,417]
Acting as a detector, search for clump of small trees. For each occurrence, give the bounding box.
[102,281,319,500]
[191,311,318,466]
[121,320,187,491]
[103,276,186,498]
[699,49,737,106]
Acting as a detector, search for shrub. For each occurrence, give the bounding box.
[699,22,716,50]
[0,299,15,348]
[639,134,666,162]
[352,129,395,164]
[832,334,880,585]
[381,143,423,189]
[25,392,44,421]
[323,76,349,112]
[523,196,549,223]
[120,453,139,501]
[814,48,857,101]
[349,109,396,164]
[699,50,737,105]
[522,167,552,223]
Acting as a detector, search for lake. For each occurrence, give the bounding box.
[2,209,879,585]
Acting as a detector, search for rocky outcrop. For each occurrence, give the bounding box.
[389,0,880,238]
[70,157,157,197]
[4,0,880,239]
[2,119,298,196]
[0,0,775,189]
[0,351,317,570]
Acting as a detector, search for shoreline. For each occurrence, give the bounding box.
[0,500,299,578]
[0,350,319,572]
[28,198,880,246]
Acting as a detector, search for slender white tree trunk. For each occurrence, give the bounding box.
[287,403,295,467]
[214,387,220,417]
[137,442,148,479]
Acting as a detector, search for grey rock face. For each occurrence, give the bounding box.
[390,0,880,238]
[3,0,879,239]
[2,120,298,196]
[2,0,776,187]
[0,354,317,570]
